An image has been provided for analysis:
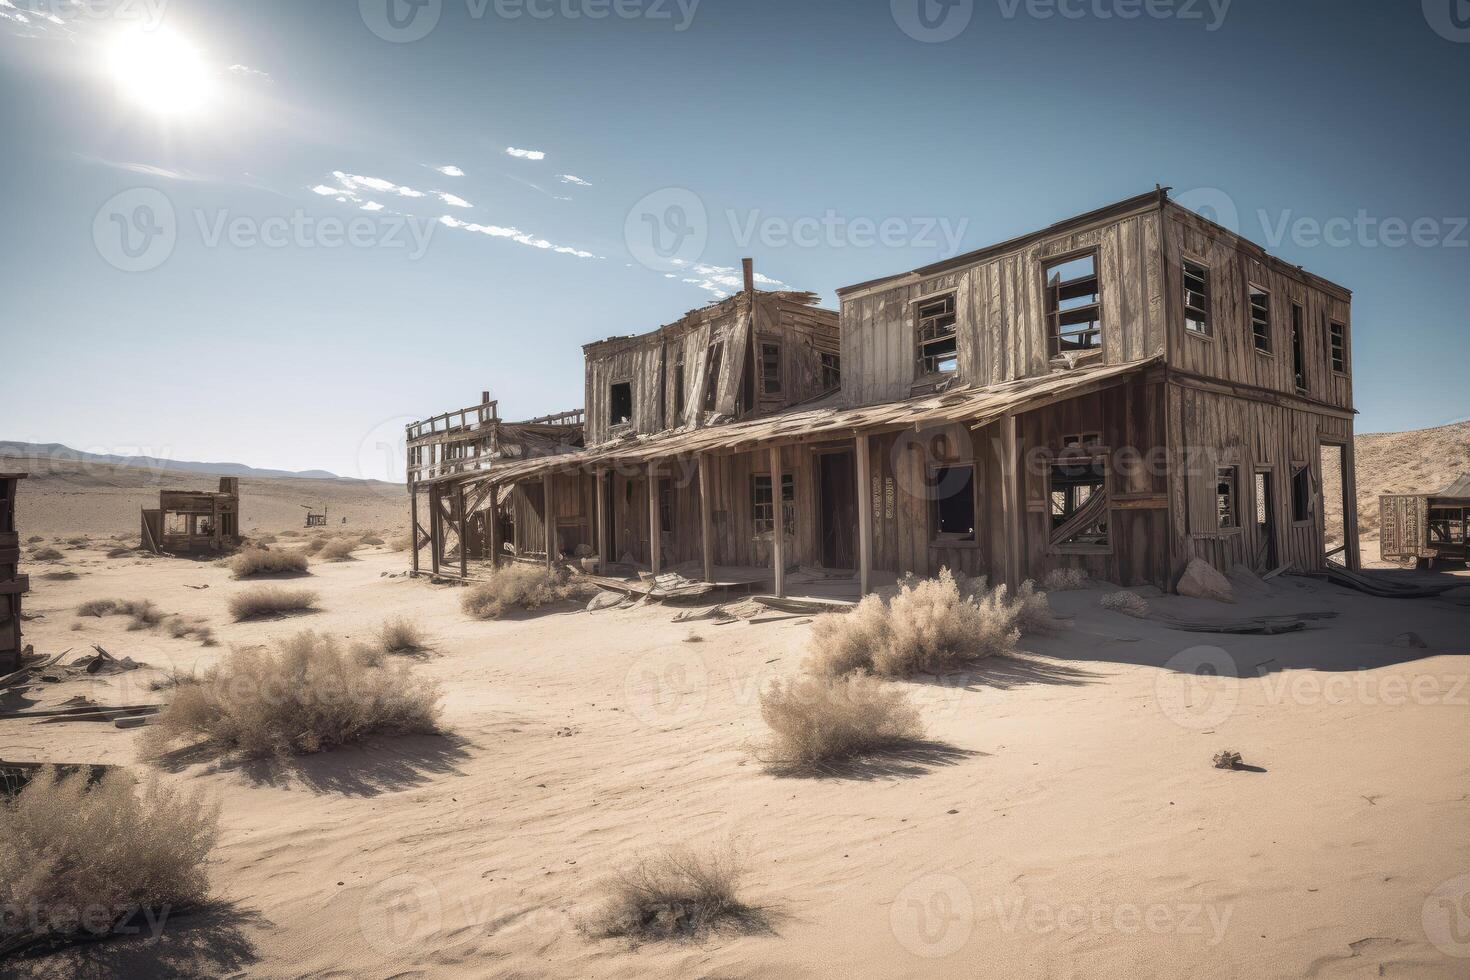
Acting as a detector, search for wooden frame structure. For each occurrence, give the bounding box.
[140,477,241,555]
[1,472,28,673]
[408,191,1360,597]
[1380,475,1470,567]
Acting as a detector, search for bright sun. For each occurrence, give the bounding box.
[108,27,212,117]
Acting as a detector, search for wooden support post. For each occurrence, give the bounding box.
[543,473,555,571]
[429,485,442,576]
[1000,414,1023,589]
[648,462,662,574]
[486,483,500,570]
[698,454,715,584]
[854,432,872,596]
[409,484,420,575]
[595,469,607,564]
[457,485,468,580]
[769,445,785,598]
[1342,440,1361,572]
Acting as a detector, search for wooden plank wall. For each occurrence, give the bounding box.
[839,209,1167,406]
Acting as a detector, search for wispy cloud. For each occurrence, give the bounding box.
[503,173,571,202]
[434,165,465,177]
[228,64,273,82]
[438,215,596,259]
[668,261,787,299]
[504,147,546,161]
[437,192,472,208]
[557,174,592,187]
[360,201,385,212]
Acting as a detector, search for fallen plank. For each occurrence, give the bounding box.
[1306,566,1462,598]
[753,595,855,615]
[1154,614,1331,635]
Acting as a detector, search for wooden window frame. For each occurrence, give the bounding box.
[1215,465,1240,530]
[1046,449,1112,556]
[751,472,795,537]
[1043,249,1103,358]
[820,351,841,392]
[1290,461,1313,526]
[914,291,959,379]
[608,379,634,428]
[1328,320,1348,376]
[702,341,725,413]
[758,338,783,397]
[1290,303,1309,394]
[1248,283,1273,355]
[928,461,979,549]
[1182,257,1212,338]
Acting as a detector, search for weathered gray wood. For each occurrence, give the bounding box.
[698,454,714,583]
[1000,414,1022,588]
[648,462,662,574]
[542,474,555,571]
[595,469,607,564]
[855,432,872,595]
[769,446,785,597]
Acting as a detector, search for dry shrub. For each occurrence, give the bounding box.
[316,538,359,562]
[461,565,582,620]
[74,598,164,631]
[64,537,88,548]
[166,616,216,646]
[140,631,441,759]
[229,546,309,579]
[31,547,64,562]
[591,843,762,941]
[26,535,44,544]
[105,547,134,559]
[758,673,923,768]
[77,599,118,617]
[227,586,319,621]
[389,533,412,552]
[0,767,219,951]
[1101,590,1150,618]
[1042,567,1090,591]
[359,534,385,547]
[378,617,426,654]
[254,534,279,545]
[806,569,1063,678]
[42,571,81,582]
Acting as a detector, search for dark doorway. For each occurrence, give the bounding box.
[818,450,857,569]
[1254,469,1277,573]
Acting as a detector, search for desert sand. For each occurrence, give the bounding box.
[4,520,1469,977]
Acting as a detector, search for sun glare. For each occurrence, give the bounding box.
[108,27,212,117]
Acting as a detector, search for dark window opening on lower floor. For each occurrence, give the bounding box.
[1050,458,1109,548]
[1291,464,1312,522]
[609,382,633,426]
[752,473,795,536]
[1216,466,1239,529]
[658,480,674,536]
[932,465,976,542]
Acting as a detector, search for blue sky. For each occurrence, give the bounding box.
[3,0,1467,478]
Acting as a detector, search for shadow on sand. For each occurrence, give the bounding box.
[765,739,981,781]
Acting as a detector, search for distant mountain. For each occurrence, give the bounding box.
[0,442,343,481]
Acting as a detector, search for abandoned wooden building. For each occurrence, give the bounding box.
[408,189,1359,597]
[140,477,242,554]
[1379,475,1470,568]
[1,472,27,673]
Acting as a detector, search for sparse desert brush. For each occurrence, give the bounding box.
[41,571,81,582]
[31,547,64,562]
[378,616,426,654]
[590,842,763,941]
[105,547,134,559]
[0,766,219,952]
[389,533,412,552]
[140,631,442,760]
[65,537,88,547]
[316,538,359,562]
[227,586,319,621]
[165,616,216,646]
[359,534,385,547]
[74,598,164,631]
[229,546,310,579]
[758,673,923,769]
[1042,567,1090,591]
[461,565,584,620]
[77,599,119,617]
[1101,590,1150,618]
[26,535,44,544]
[806,569,1064,678]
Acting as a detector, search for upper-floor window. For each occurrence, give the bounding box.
[1045,253,1101,356]
[1290,303,1308,392]
[702,341,724,412]
[1183,259,1210,335]
[915,294,958,376]
[820,352,841,392]
[1329,321,1347,374]
[609,381,633,426]
[1249,285,1272,353]
[759,340,782,395]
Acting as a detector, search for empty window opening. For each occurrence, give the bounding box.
[821,352,841,392]
[164,512,190,535]
[1045,254,1102,356]
[759,341,782,396]
[916,294,958,375]
[1183,259,1211,335]
[1320,443,1348,563]
[752,473,795,537]
[932,465,976,542]
[1249,286,1272,353]
[658,480,673,535]
[1329,321,1346,374]
[1216,466,1239,529]
[1061,431,1102,449]
[702,342,724,412]
[1050,457,1109,549]
[609,382,633,427]
[1291,463,1312,523]
[1291,303,1308,391]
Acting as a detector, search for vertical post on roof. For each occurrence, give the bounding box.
[594,468,607,566]
[486,482,500,571]
[699,453,715,584]
[457,484,469,580]
[743,257,754,297]
[855,432,872,596]
[1000,413,1023,589]
[648,461,662,574]
[769,445,786,598]
[543,472,555,572]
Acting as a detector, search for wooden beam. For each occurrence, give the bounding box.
[1000,414,1023,589]
[648,462,662,574]
[769,446,785,598]
[698,454,715,584]
[408,485,419,575]
[457,485,468,579]
[486,484,500,570]
[855,433,872,596]
[595,469,607,565]
[543,473,555,572]
[1341,440,1361,572]
[429,485,442,576]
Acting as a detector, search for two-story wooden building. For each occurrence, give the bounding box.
[409,188,1359,595]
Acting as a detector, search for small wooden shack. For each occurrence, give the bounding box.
[1,472,28,673]
[141,477,242,554]
[1379,475,1470,567]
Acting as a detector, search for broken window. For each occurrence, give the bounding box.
[931,465,976,542]
[1291,303,1308,391]
[820,352,841,391]
[1045,254,1102,356]
[609,381,633,427]
[1329,321,1346,374]
[1249,285,1272,353]
[164,512,189,535]
[752,473,795,537]
[759,341,782,395]
[1291,463,1312,522]
[1183,259,1210,335]
[702,342,724,413]
[673,349,686,420]
[915,294,958,376]
[1215,466,1239,529]
[1049,457,1109,549]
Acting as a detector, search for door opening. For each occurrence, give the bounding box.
[1319,443,1349,567]
[1253,469,1277,573]
[818,450,857,570]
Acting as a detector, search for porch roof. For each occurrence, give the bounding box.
[440,355,1161,489]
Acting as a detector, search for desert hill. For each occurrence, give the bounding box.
[1344,420,1470,561]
